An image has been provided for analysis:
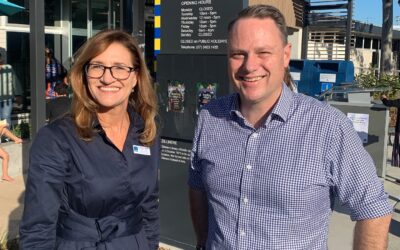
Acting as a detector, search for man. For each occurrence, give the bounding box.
[188,5,392,250]
[0,53,22,127]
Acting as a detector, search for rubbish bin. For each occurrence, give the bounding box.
[315,60,354,96]
[322,85,390,177]
[289,59,315,94]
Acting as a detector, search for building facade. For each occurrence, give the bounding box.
[0,0,153,131]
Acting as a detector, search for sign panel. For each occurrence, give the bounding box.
[347,112,370,144]
[290,72,301,81]
[160,0,244,54]
[319,73,336,83]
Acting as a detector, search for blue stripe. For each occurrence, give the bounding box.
[154,6,161,16]
[154,28,161,38]
[154,50,160,56]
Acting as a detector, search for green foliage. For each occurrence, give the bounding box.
[0,232,18,250]
[355,65,400,99]
[11,122,30,139]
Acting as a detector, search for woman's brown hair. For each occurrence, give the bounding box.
[69,29,158,145]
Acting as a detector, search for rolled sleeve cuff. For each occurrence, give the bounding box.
[350,196,393,221]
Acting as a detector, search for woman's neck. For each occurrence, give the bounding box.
[97,108,131,151]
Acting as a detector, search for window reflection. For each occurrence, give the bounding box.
[72,0,87,29]
[7,0,28,24]
[92,0,109,32]
[45,0,62,26]
[8,0,61,26]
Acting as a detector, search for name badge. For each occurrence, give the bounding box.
[133,145,151,156]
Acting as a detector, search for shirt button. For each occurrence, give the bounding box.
[246,165,252,170]
[243,197,249,203]
[252,133,259,138]
[240,230,246,236]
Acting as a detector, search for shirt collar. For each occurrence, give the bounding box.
[272,82,293,122]
[229,82,293,124]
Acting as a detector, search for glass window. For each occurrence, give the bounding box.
[92,0,109,32]
[364,38,371,49]
[72,0,88,29]
[6,31,30,135]
[7,32,30,93]
[355,37,363,48]
[7,0,62,26]
[372,39,379,50]
[73,35,87,54]
[7,0,29,24]
[45,0,62,26]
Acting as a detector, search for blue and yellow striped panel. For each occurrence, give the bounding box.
[154,0,161,55]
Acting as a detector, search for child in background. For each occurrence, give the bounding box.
[0,120,23,181]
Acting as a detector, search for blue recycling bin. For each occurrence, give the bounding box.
[314,60,354,96]
[289,59,315,94]
[289,60,355,98]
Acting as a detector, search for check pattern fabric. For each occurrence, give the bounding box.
[188,83,392,250]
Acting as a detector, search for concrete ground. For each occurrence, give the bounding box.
[1,144,400,249]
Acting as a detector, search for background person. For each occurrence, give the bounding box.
[0,53,22,128]
[381,93,400,167]
[20,30,159,250]
[46,82,71,123]
[188,5,392,250]
[45,47,67,99]
[0,121,23,181]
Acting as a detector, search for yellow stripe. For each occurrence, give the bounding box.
[154,60,157,72]
[155,38,161,50]
[155,0,161,5]
[155,16,161,28]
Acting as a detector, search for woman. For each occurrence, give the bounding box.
[381,94,400,167]
[20,30,159,250]
[0,120,23,181]
[45,47,67,99]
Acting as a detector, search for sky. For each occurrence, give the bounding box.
[354,0,400,26]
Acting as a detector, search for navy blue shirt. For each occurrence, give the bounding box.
[20,110,160,249]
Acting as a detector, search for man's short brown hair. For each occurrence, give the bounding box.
[228,4,288,44]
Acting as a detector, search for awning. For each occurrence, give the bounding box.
[0,0,25,16]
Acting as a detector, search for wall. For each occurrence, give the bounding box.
[3,141,31,177]
[249,0,304,29]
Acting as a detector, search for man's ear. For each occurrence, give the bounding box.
[283,43,292,68]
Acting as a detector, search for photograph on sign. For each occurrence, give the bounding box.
[197,82,217,114]
[167,80,185,113]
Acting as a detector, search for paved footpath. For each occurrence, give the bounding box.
[1,167,400,249]
[0,175,25,241]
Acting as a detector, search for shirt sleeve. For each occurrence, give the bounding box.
[327,115,392,221]
[19,126,68,249]
[141,137,160,250]
[188,110,206,190]
[382,98,400,108]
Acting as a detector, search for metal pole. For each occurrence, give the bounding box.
[345,0,353,61]
[29,0,46,139]
[301,1,309,59]
[121,0,133,34]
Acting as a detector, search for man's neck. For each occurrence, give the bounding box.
[239,90,282,129]
[240,103,274,129]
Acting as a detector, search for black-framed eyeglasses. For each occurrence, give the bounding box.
[85,63,137,80]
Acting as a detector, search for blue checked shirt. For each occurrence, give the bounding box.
[188,83,392,250]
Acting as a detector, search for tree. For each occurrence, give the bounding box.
[380,0,393,76]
